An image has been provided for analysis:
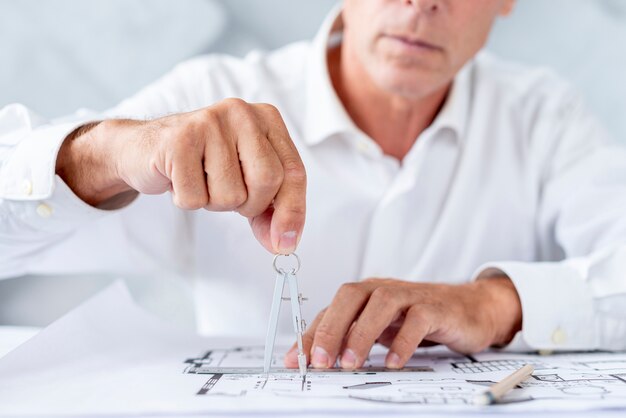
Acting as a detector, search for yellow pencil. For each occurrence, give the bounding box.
[473,364,534,405]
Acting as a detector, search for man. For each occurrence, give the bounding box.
[1,0,625,372]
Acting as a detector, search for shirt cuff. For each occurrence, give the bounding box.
[0,120,109,233]
[471,261,596,352]
[0,121,83,200]
[1,175,108,234]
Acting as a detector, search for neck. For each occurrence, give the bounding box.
[328,45,450,161]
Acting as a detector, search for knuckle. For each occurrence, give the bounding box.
[392,332,415,353]
[348,325,371,345]
[229,189,249,208]
[407,305,428,323]
[197,109,221,133]
[371,286,396,305]
[407,303,421,315]
[314,322,339,343]
[236,203,265,218]
[282,160,307,184]
[248,165,284,191]
[256,102,281,117]
[221,98,255,122]
[216,159,244,182]
[280,203,306,218]
[174,195,207,211]
[337,282,364,300]
[316,307,328,320]
[185,199,207,211]
[221,97,248,111]
[211,189,248,211]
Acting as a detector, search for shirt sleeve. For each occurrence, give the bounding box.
[472,84,626,352]
[0,57,219,279]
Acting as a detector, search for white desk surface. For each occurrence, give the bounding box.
[1,326,624,418]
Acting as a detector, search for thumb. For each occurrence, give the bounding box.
[249,204,303,254]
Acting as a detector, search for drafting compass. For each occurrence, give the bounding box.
[264,253,307,386]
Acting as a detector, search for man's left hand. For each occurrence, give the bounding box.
[285,276,522,370]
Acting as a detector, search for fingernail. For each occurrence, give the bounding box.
[340,349,357,369]
[311,346,329,368]
[277,230,298,254]
[386,352,401,369]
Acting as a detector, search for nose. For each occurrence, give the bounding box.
[402,0,439,14]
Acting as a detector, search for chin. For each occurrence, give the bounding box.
[373,65,444,99]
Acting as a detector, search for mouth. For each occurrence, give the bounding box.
[383,34,443,53]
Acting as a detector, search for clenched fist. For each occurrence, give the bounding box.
[56,98,307,254]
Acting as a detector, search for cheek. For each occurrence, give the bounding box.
[342,0,389,52]
[448,1,501,59]
[343,26,380,77]
[447,16,495,69]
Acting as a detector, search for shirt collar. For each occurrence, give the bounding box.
[303,5,473,147]
[303,4,356,146]
[427,58,473,143]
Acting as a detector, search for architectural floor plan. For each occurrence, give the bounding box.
[182,344,626,408]
[2,283,625,416]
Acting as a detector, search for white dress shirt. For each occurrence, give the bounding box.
[1,8,626,351]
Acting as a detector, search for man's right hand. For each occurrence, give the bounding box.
[55,98,307,254]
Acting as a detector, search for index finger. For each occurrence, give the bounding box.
[309,282,374,368]
[254,104,307,254]
[284,308,326,368]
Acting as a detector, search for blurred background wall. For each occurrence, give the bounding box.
[0,0,624,327]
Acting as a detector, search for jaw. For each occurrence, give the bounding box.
[366,58,452,102]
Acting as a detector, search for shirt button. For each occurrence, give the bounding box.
[356,142,369,153]
[551,328,567,345]
[21,179,33,196]
[36,203,53,219]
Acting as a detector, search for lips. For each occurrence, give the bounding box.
[384,34,442,52]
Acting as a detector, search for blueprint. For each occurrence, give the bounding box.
[0,282,625,416]
[180,344,626,408]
